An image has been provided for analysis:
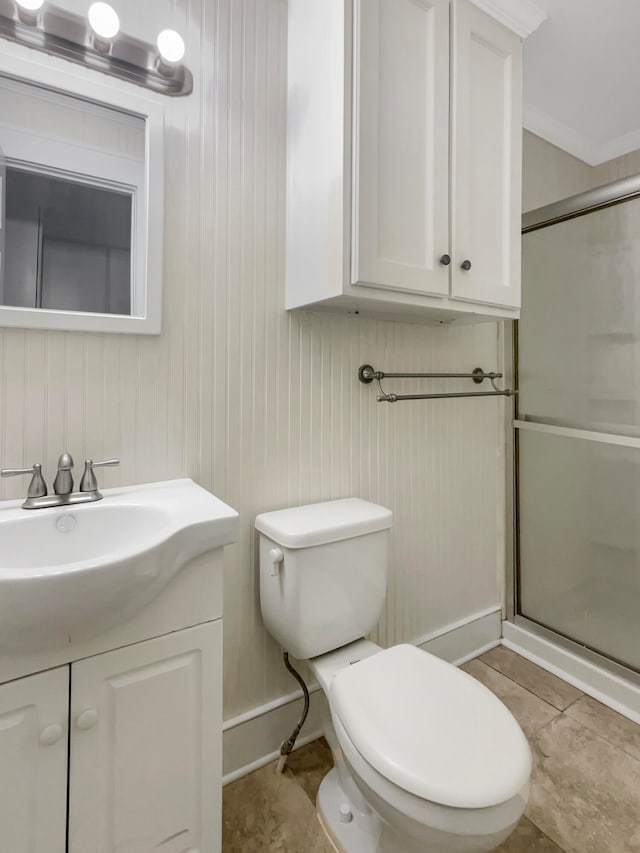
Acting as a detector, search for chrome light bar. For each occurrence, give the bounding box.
[0,0,193,97]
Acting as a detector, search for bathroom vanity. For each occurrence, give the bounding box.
[0,479,238,853]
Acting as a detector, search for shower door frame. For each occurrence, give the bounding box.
[507,174,640,687]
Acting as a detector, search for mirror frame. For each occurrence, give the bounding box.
[0,41,164,335]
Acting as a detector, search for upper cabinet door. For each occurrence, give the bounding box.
[0,667,69,853]
[353,0,451,296]
[450,0,522,308]
[68,621,223,853]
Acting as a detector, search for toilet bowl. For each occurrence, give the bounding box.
[308,640,530,853]
[255,499,532,852]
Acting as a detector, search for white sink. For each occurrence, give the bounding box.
[0,479,238,651]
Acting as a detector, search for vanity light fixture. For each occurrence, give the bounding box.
[0,1,192,96]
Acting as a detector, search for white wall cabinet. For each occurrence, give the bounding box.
[0,667,68,853]
[0,622,222,853]
[286,0,523,324]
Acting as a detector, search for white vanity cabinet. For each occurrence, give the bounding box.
[286,0,523,323]
[0,667,68,853]
[0,624,221,853]
[0,479,236,853]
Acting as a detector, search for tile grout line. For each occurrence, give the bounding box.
[562,694,584,714]
[517,816,569,853]
[476,653,585,714]
[561,702,640,767]
[473,658,568,713]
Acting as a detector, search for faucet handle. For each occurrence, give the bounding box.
[1,463,48,498]
[80,459,119,493]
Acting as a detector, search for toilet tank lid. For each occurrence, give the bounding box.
[255,498,392,548]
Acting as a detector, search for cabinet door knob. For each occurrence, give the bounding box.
[39,724,63,746]
[439,254,451,266]
[76,709,99,731]
[460,259,472,271]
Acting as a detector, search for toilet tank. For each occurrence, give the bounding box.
[255,498,392,660]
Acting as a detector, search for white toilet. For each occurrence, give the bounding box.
[256,498,531,853]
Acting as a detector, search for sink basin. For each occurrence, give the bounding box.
[0,479,238,651]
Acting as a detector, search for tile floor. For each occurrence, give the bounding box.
[222,646,640,852]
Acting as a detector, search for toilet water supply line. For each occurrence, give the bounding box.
[275,653,310,774]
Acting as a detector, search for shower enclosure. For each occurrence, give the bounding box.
[513,176,640,683]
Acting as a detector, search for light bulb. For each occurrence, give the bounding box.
[157,29,185,64]
[88,2,120,40]
[16,0,44,10]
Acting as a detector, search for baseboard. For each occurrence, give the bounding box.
[222,685,327,785]
[223,606,502,784]
[502,621,640,725]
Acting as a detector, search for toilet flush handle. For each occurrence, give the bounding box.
[269,547,284,577]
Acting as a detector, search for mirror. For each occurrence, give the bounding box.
[0,50,164,334]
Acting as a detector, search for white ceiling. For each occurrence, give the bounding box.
[523,0,640,165]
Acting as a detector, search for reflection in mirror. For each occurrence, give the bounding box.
[3,168,132,315]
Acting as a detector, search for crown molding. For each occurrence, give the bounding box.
[523,103,599,165]
[596,127,640,167]
[468,0,548,39]
[524,103,640,167]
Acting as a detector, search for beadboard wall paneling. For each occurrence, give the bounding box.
[0,0,505,718]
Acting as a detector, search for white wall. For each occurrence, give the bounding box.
[523,130,595,212]
[0,0,506,719]
[523,129,640,213]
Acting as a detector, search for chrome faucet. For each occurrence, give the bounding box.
[1,454,119,510]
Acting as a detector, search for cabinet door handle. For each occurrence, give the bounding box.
[460,259,472,271]
[39,724,63,746]
[439,254,451,266]
[76,709,99,731]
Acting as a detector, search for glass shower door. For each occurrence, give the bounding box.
[517,191,640,674]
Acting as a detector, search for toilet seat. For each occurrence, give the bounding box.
[331,711,527,841]
[330,644,531,810]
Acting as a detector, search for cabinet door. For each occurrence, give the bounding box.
[68,621,222,853]
[450,0,522,308]
[353,0,450,296]
[0,667,68,853]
